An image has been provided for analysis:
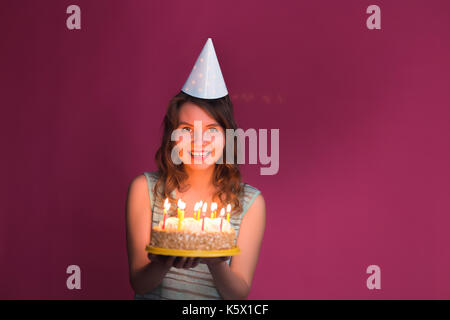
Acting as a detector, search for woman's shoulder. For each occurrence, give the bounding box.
[128,171,158,189]
[143,171,160,181]
[239,182,263,215]
[127,171,162,211]
[236,182,264,217]
[128,173,147,190]
[240,182,262,197]
[127,171,160,198]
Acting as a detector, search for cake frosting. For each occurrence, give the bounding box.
[150,216,236,250]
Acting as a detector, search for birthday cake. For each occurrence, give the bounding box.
[150,217,236,251]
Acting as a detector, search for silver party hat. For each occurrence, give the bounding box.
[181,38,228,99]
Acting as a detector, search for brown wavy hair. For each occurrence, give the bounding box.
[154,91,244,216]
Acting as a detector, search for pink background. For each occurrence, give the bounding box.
[1,0,450,299]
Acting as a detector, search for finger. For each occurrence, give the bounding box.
[174,257,187,268]
[165,256,176,268]
[148,254,161,263]
[183,258,194,269]
[187,257,199,269]
[191,258,200,268]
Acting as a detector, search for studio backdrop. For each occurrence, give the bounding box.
[1,0,450,299]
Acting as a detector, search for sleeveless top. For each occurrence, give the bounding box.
[134,171,261,300]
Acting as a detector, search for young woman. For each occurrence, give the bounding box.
[126,39,265,300]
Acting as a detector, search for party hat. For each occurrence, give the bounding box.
[181,38,228,99]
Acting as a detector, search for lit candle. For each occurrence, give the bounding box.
[177,199,185,230]
[226,204,231,222]
[211,202,217,219]
[197,200,203,220]
[202,202,207,231]
[194,202,200,220]
[219,208,225,232]
[162,197,170,229]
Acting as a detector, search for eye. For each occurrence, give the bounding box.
[208,127,219,133]
[181,126,192,132]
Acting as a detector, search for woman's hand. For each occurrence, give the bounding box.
[148,254,201,269]
[147,254,231,269]
[199,256,231,266]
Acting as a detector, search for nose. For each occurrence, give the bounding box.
[192,128,203,145]
[191,141,211,148]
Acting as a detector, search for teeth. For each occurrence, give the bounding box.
[191,151,210,157]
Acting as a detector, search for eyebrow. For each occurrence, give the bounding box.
[178,121,220,127]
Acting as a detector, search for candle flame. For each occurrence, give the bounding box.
[211,202,217,211]
[220,208,225,217]
[164,198,171,211]
[177,198,186,210]
[202,202,207,213]
[226,204,231,212]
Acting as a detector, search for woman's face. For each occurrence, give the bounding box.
[174,102,225,170]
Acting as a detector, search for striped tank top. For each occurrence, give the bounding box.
[134,171,261,300]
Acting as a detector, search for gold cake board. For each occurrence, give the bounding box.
[146,245,241,257]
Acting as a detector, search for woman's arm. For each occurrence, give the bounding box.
[126,175,202,295]
[125,174,171,295]
[206,194,266,300]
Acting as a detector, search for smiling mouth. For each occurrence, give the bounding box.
[188,151,212,159]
